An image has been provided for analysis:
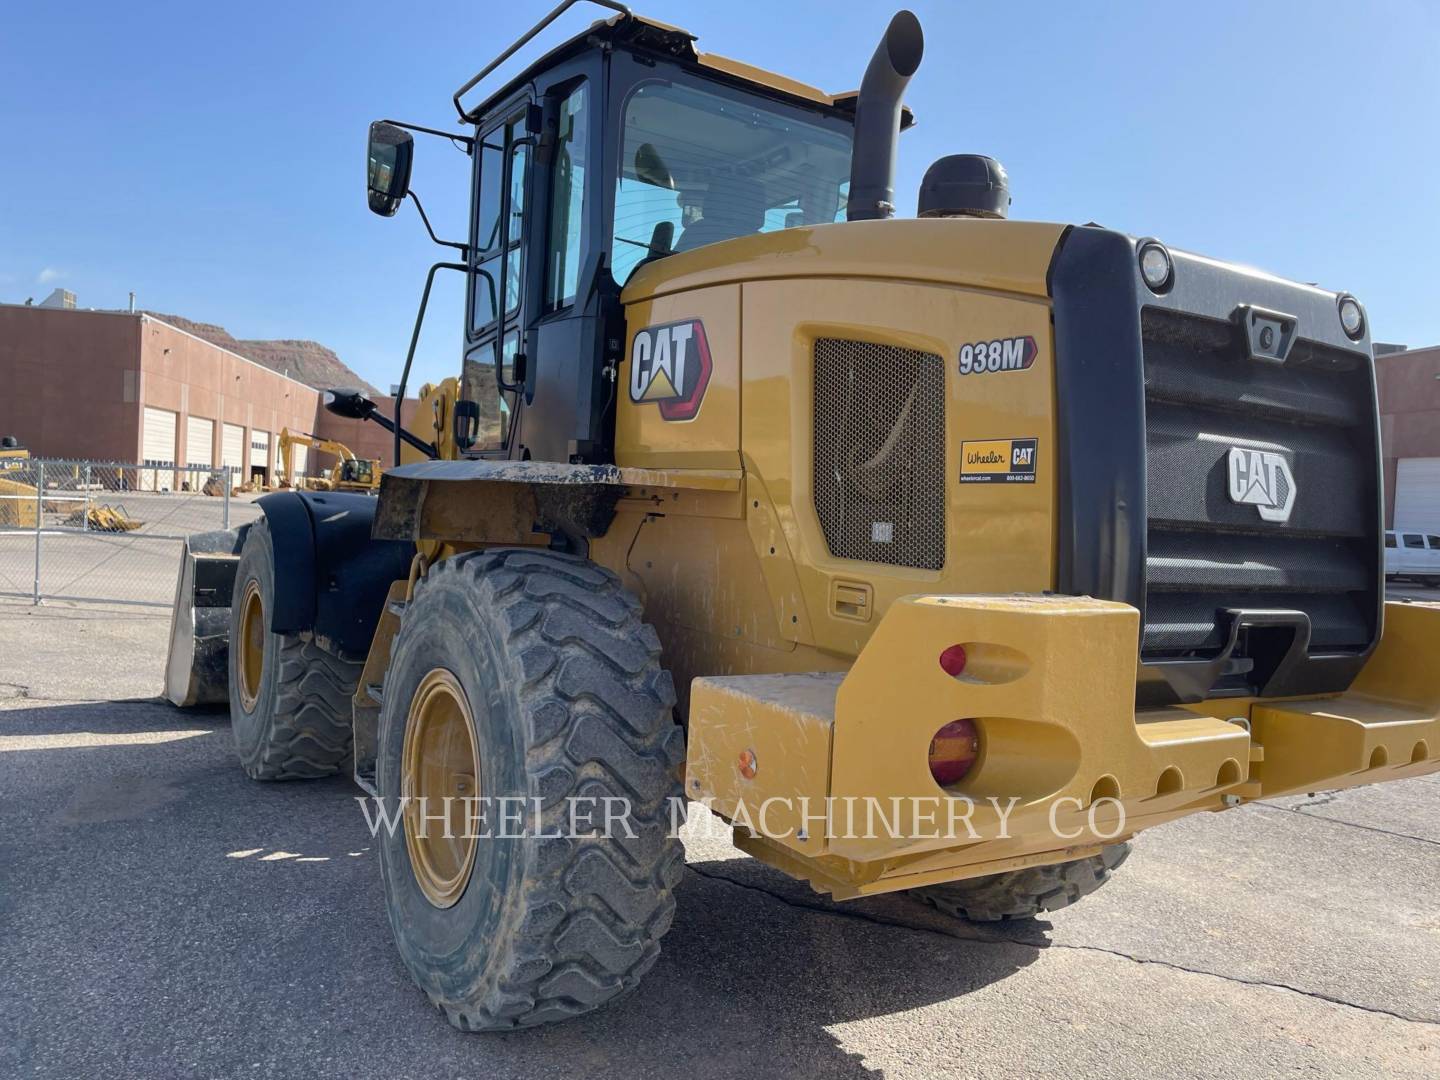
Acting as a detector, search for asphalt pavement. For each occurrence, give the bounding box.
[0,596,1436,1079]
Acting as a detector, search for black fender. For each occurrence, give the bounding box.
[256,490,414,661]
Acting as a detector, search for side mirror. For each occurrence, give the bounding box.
[325,388,377,419]
[367,122,414,217]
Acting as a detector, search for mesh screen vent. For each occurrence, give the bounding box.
[812,338,946,570]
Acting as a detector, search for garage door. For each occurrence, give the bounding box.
[291,443,308,481]
[251,429,271,482]
[221,423,245,480]
[185,415,214,471]
[1395,457,1440,533]
[141,406,177,492]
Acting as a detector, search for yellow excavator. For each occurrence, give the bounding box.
[276,428,381,494]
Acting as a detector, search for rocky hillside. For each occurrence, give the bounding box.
[144,312,381,397]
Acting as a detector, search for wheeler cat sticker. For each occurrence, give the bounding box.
[960,438,1038,483]
[628,319,713,421]
[958,335,1037,375]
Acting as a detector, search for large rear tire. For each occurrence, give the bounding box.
[228,517,361,780]
[376,548,685,1031]
[910,843,1131,922]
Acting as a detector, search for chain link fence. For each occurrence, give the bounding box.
[0,459,261,608]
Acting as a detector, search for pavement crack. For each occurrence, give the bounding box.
[1037,941,1440,1027]
[687,863,1440,1027]
[1251,801,1440,849]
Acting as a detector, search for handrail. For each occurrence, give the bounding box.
[452,0,630,123]
[394,261,469,466]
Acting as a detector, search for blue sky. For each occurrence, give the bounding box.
[2,0,1436,392]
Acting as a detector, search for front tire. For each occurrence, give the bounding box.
[376,549,685,1031]
[228,518,361,780]
[910,843,1131,922]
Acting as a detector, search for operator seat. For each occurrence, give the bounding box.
[674,173,768,252]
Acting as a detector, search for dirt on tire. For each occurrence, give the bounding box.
[376,547,686,1031]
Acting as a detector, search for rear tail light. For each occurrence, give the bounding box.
[938,643,968,677]
[928,718,980,786]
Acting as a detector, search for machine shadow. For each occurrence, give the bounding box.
[476,856,1050,1080]
[1,699,1050,1080]
[0,697,230,735]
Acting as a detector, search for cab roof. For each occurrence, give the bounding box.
[456,11,912,128]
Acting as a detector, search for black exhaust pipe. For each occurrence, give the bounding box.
[846,10,924,222]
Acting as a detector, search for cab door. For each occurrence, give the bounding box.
[462,106,532,455]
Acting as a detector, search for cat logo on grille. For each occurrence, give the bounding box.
[628,319,713,421]
[1227,447,1296,523]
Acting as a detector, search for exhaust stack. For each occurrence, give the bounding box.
[846,10,924,222]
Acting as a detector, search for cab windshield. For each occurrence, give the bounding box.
[612,79,853,285]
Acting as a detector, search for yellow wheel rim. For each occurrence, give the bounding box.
[237,578,265,712]
[402,668,481,909]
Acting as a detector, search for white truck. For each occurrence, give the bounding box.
[1385,528,1440,586]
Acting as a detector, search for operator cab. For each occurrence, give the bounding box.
[338,459,374,486]
[366,2,920,466]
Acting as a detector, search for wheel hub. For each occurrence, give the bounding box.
[402,668,481,909]
[237,578,265,711]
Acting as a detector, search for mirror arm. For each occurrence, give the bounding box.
[407,190,468,256]
[396,261,468,466]
[363,406,437,460]
[380,118,474,154]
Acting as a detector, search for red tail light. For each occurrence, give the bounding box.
[938,644,968,677]
[929,718,980,786]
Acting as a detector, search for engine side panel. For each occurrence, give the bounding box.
[741,277,1057,658]
[608,257,1061,679]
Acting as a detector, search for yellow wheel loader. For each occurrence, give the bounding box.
[166,1,1439,1031]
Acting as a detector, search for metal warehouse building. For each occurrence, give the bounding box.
[2,302,326,488]
[1376,344,1440,531]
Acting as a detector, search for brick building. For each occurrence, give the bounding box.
[0,302,413,487]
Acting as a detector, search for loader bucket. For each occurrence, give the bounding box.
[164,526,248,707]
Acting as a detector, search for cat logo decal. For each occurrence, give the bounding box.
[628,319,712,421]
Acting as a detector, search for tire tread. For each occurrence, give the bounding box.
[231,517,362,781]
[393,548,683,1031]
[912,843,1131,922]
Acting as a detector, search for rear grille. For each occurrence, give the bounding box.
[1140,308,1378,656]
[812,338,946,570]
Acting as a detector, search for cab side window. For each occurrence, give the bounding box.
[1385,533,1397,549]
[1403,533,1425,549]
[544,83,588,311]
[465,115,530,450]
